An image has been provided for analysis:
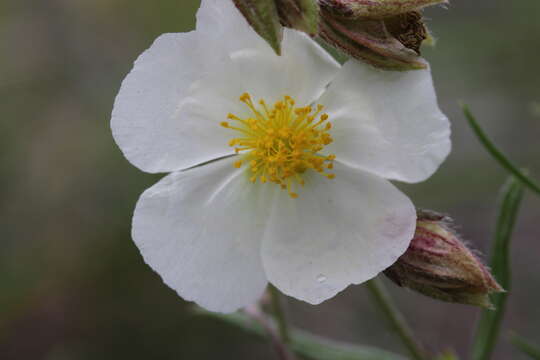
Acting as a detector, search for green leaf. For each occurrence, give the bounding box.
[198,311,407,360]
[471,177,525,360]
[510,333,540,360]
[233,0,283,55]
[462,104,540,196]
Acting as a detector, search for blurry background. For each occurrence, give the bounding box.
[1,0,539,359]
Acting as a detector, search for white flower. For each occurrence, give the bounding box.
[111,0,451,313]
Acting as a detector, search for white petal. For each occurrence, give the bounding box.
[320,60,451,183]
[179,29,340,138]
[132,157,273,313]
[230,29,340,106]
[261,162,416,304]
[112,0,261,174]
[112,32,234,173]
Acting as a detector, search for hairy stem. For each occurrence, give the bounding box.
[366,277,428,360]
[244,304,296,360]
[269,284,291,344]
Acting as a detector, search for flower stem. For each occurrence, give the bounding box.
[268,284,291,344]
[244,305,296,360]
[366,277,428,360]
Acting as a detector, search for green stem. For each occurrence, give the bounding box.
[269,284,291,344]
[366,277,428,360]
[198,310,408,360]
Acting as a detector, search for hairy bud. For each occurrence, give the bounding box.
[384,210,504,309]
[319,0,448,19]
[318,9,428,70]
[317,0,446,69]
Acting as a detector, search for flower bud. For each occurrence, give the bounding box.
[318,9,428,70]
[384,210,504,309]
[319,0,448,20]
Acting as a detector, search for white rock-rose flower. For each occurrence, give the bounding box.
[111,0,451,313]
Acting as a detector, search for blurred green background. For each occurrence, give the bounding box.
[1,0,539,359]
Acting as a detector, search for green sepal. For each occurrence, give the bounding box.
[233,0,284,54]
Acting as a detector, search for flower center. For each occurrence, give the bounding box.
[221,93,336,198]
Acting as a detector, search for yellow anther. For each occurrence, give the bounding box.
[221,95,335,198]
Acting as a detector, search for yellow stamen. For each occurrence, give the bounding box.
[222,93,336,198]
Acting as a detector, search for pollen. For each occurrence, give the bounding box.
[221,93,336,198]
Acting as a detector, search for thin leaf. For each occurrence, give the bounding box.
[471,177,525,360]
[510,333,540,360]
[197,311,407,360]
[462,104,540,196]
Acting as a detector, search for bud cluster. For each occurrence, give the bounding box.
[234,0,448,70]
[384,210,503,309]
